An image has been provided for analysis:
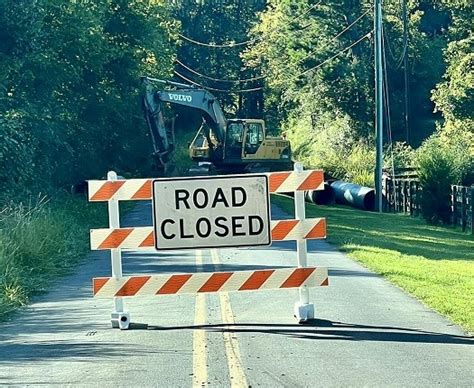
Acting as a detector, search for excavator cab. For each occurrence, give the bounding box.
[224,119,266,161]
[223,119,291,166]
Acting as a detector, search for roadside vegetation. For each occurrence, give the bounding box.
[273,195,474,333]
[0,195,106,318]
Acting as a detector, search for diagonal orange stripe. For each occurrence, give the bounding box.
[98,228,133,249]
[131,180,152,200]
[280,268,316,288]
[115,276,151,296]
[198,272,233,293]
[269,172,290,192]
[139,231,155,247]
[90,181,125,201]
[297,170,324,191]
[320,277,329,286]
[92,278,109,295]
[239,270,275,291]
[271,220,299,240]
[304,219,326,239]
[156,274,192,294]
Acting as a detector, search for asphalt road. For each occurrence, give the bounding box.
[0,201,472,387]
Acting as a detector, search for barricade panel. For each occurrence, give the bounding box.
[93,267,329,298]
[88,170,324,201]
[90,218,327,250]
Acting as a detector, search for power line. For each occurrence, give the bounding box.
[178,33,256,48]
[175,9,370,85]
[289,10,371,71]
[177,1,323,49]
[175,31,372,92]
[173,70,263,93]
[297,31,373,78]
[175,59,265,83]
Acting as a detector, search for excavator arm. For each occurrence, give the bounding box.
[141,77,227,165]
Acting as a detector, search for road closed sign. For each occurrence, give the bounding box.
[152,175,271,250]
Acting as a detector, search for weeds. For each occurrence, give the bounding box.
[0,194,106,317]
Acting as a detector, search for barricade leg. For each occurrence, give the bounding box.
[107,171,130,329]
[293,163,314,323]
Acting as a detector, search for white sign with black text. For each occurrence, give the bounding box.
[152,175,271,250]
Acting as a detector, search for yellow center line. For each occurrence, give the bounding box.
[211,249,248,388]
[193,249,207,388]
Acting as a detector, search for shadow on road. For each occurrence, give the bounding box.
[134,319,473,345]
[0,340,186,363]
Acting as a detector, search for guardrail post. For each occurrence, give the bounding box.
[107,171,130,329]
[293,162,314,323]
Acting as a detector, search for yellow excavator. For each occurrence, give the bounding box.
[141,77,292,173]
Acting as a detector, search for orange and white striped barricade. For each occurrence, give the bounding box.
[88,163,328,329]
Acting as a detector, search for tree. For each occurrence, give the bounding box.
[0,0,177,198]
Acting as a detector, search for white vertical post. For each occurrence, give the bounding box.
[293,162,314,322]
[107,171,129,329]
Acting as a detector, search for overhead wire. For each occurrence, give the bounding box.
[177,33,256,48]
[175,9,371,86]
[173,70,263,93]
[297,31,373,78]
[289,9,371,72]
[175,31,372,92]
[177,1,323,49]
[175,59,265,83]
[175,30,373,93]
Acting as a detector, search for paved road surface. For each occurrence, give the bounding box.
[0,202,472,387]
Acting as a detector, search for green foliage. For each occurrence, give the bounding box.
[432,35,474,130]
[386,141,416,171]
[416,127,473,223]
[243,0,450,143]
[0,195,107,315]
[0,0,177,197]
[417,138,456,223]
[284,110,375,185]
[244,0,374,136]
[345,143,376,186]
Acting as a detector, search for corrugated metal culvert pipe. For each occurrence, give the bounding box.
[330,180,375,211]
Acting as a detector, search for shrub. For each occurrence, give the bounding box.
[416,127,473,224]
[345,142,375,186]
[384,142,416,172]
[286,112,376,185]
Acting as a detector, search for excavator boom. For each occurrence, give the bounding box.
[142,77,227,164]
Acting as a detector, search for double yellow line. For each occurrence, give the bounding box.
[192,249,248,388]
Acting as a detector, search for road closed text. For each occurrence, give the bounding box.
[153,175,271,250]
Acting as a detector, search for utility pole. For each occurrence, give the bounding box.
[402,0,409,144]
[374,0,383,212]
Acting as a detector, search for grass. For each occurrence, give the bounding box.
[0,194,107,318]
[272,195,474,333]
